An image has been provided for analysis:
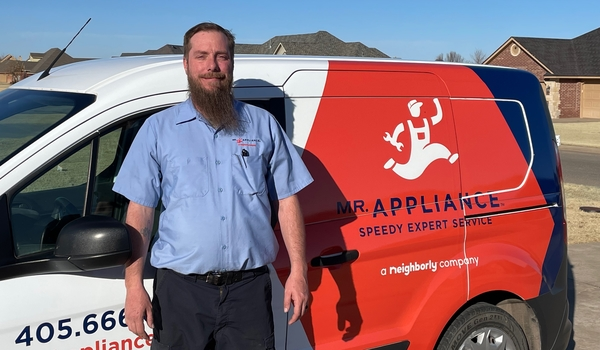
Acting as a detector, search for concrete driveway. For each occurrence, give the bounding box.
[566,242,600,350]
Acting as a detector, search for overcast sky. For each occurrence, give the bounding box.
[1,0,599,62]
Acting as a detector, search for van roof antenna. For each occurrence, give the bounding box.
[38,18,91,81]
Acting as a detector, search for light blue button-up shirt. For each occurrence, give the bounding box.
[113,99,313,274]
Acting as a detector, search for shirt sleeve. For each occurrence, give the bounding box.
[266,115,314,201]
[112,117,161,208]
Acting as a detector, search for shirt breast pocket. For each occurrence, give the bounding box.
[232,154,267,195]
[168,156,209,198]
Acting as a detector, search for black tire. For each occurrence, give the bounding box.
[437,302,528,350]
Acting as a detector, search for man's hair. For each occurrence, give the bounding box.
[183,22,235,57]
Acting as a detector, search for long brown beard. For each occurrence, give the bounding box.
[188,74,241,134]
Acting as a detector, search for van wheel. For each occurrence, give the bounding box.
[437,302,528,350]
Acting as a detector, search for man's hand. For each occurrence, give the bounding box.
[284,270,309,324]
[125,284,153,340]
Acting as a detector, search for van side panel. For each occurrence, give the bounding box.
[469,66,569,349]
[280,61,469,349]
[451,96,551,301]
[287,62,568,349]
[469,67,565,291]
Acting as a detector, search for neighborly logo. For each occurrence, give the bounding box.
[233,138,261,147]
[383,98,458,180]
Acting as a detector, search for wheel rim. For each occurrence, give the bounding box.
[459,327,518,350]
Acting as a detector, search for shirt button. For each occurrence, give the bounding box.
[215,135,219,139]
[221,216,226,221]
[218,188,223,192]
[216,160,221,165]
[222,245,227,250]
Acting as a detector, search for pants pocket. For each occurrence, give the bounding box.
[150,338,171,350]
[264,333,275,350]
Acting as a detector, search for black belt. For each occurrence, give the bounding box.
[172,266,269,286]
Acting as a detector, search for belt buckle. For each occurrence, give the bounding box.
[205,273,223,285]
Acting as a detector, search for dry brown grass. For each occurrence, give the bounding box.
[553,121,600,148]
[564,183,600,244]
[552,121,600,244]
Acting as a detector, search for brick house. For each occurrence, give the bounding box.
[484,27,600,119]
[0,55,36,84]
[0,49,92,84]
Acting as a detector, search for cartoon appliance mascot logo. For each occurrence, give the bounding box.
[383,98,458,180]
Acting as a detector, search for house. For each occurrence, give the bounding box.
[0,49,92,84]
[235,31,389,57]
[0,55,36,84]
[121,44,184,57]
[29,48,93,74]
[484,27,600,119]
[26,52,45,63]
[122,31,389,58]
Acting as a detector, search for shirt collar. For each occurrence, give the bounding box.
[176,98,251,126]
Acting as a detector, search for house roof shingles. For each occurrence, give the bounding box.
[29,48,93,73]
[121,44,184,57]
[236,31,389,58]
[0,58,37,74]
[511,27,600,77]
[121,31,389,58]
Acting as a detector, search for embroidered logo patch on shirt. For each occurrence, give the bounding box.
[234,138,261,147]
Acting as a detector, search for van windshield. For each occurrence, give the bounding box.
[0,89,96,167]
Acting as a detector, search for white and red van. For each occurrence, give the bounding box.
[0,55,571,349]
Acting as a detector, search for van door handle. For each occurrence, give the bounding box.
[310,250,359,267]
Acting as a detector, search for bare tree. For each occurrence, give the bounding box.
[470,49,487,64]
[9,60,25,84]
[445,51,465,63]
[434,51,466,63]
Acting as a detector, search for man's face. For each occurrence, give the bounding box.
[183,30,233,91]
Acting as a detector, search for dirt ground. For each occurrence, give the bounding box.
[564,183,600,244]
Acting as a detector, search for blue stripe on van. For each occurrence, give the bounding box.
[469,66,565,295]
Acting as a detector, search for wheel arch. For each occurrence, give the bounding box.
[434,291,542,350]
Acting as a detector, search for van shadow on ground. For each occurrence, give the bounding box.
[566,257,575,350]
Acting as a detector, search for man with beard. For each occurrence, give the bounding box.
[113,22,313,349]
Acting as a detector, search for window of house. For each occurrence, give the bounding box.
[510,44,521,57]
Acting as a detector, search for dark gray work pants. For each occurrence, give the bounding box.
[150,267,274,350]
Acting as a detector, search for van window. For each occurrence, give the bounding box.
[8,114,156,257]
[11,143,90,256]
[242,98,286,130]
[0,89,96,167]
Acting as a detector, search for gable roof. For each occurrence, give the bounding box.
[1,55,14,63]
[122,31,388,58]
[27,52,45,61]
[236,31,389,58]
[0,57,37,74]
[30,48,93,73]
[485,27,600,77]
[121,44,184,57]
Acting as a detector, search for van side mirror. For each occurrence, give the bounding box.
[54,215,131,271]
